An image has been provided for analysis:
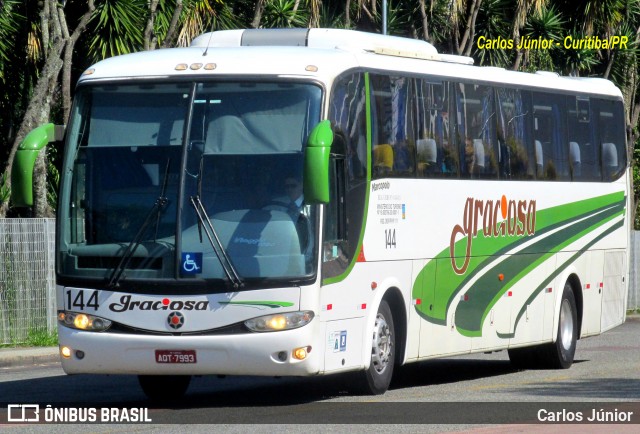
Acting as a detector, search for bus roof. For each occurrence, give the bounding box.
[79,28,622,99]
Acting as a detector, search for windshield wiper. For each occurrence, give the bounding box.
[189,195,244,289]
[107,160,171,288]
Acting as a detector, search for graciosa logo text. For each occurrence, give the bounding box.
[109,295,209,312]
[450,195,537,275]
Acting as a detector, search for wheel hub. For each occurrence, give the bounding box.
[559,298,574,351]
[371,313,392,374]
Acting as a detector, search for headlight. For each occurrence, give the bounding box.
[244,311,314,332]
[58,311,112,331]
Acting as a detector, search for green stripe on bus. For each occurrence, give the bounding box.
[455,203,625,336]
[413,192,625,329]
[218,301,295,308]
[497,218,625,339]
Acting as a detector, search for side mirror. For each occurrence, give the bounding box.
[303,120,333,204]
[11,123,65,207]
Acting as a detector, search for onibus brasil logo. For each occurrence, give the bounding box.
[449,195,537,275]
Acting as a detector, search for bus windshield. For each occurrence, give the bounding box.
[58,81,322,289]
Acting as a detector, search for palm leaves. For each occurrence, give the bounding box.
[2,0,640,221]
[0,1,22,73]
[262,0,308,28]
[88,0,146,62]
[176,0,240,47]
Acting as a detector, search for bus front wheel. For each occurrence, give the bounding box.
[355,299,395,395]
[138,375,191,401]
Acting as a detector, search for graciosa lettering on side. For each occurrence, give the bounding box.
[450,195,536,275]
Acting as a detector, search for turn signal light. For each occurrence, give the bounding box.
[61,346,72,358]
[293,346,311,360]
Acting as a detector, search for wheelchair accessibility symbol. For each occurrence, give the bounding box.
[181,252,203,275]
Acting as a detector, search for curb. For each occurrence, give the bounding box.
[0,347,60,368]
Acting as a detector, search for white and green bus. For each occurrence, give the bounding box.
[13,28,631,398]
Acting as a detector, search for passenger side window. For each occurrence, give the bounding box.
[532,92,569,180]
[416,80,454,178]
[497,88,534,179]
[454,83,498,179]
[566,96,599,181]
[370,74,416,178]
[597,99,627,181]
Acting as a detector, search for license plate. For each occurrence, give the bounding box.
[155,350,197,364]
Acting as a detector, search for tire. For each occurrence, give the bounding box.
[356,299,395,395]
[138,375,191,401]
[508,282,577,370]
[540,283,577,369]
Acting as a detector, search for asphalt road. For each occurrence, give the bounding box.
[1,316,639,432]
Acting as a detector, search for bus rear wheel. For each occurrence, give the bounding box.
[540,283,577,369]
[355,299,395,395]
[138,375,191,401]
[508,283,577,369]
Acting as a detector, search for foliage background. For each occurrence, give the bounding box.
[0,0,639,226]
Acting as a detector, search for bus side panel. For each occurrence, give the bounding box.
[601,250,627,332]
[323,317,364,373]
[582,249,604,336]
[418,257,472,358]
[319,261,413,373]
[507,254,556,348]
[406,259,424,363]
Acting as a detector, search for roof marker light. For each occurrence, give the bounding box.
[175,63,188,71]
[190,63,203,70]
[82,68,95,76]
[305,65,318,72]
[204,63,217,70]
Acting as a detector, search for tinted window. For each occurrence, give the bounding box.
[416,80,454,178]
[566,95,599,180]
[597,99,627,181]
[499,88,535,179]
[454,83,498,179]
[532,92,569,180]
[370,74,416,178]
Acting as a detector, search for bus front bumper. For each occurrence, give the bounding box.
[57,324,321,376]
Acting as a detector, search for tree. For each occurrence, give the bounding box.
[1,0,640,228]
[174,0,240,47]
[252,0,268,28]
[261,0,309,28]
[511,0,548,70]
[0,0,26,156]
[0,0,96,218]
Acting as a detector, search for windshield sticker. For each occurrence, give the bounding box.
[181,252,203,275]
